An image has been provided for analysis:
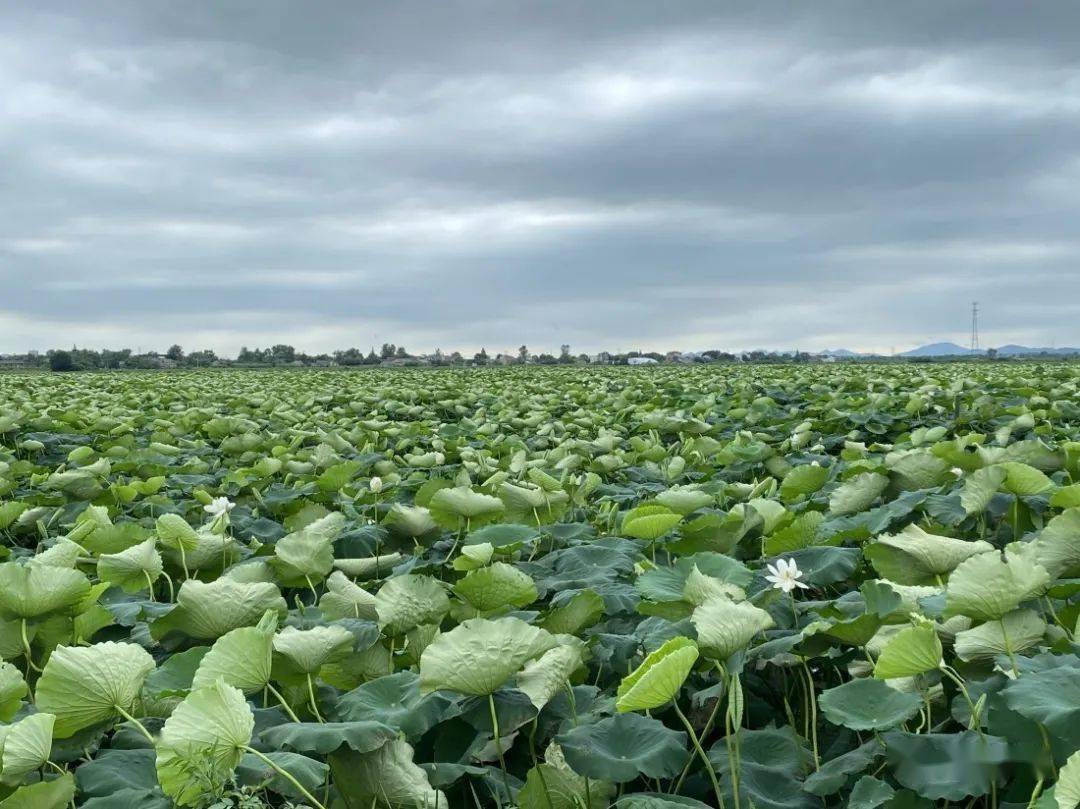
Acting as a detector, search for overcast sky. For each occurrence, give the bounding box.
[4,2,1080,356]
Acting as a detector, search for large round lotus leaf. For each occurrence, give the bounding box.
[154,514,200,552]
[0,772,75,809]
[780,464,830,502]
[960,466,1007,516]
[419,617,557,695]
[333,553,405,580]
[272,625,355,675]
[519,760,615,809]
[682,566,745,607]
[427,486,504,529]
[621,505,682,541]
[464,523,538,548]
[539,590,606,636]
[692,598,774,661]
[375,575,450,636]
[270,512,345,585]
[829,472,888,516]
[0,563,91,619]
[557,713,687,783]
[0,712,54,784]
[873,623,942,680]
[882,731,1009,801]
[333,672,450,740]
[260,721,397,755]
[954,609,1046,662]
[319,571,379,621]
[97,539,163,593]
[865,525,993,585]
[616,636,698,713]
[655,487,713,516]
[847,776,894,809]
[191,611,277,693]
[499,481,570,524]
[1029,508,1080,578]
[155,680,254,807]
[819,677,921,730]
[382,504,439,539]
[1002,667,1080,741]
[453,562,537,613]
[873,581,942,617]
[996,462,1054,496]
[36,642,156,737]
[327,739,446,809]
[0,664,27,722]
[1058,750,1080,809]
[615,795,712,809]
[152,578,286,640]
[945,548,1051,621]
[516,643,585,711]
[30,539,83,569]
[164,530,240,572]
[235,750,328,804]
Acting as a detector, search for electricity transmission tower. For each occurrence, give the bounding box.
[970,301,980,353]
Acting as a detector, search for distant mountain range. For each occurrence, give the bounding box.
[821,342,1080,358]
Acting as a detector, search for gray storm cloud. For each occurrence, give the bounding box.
[3,1,1080,355]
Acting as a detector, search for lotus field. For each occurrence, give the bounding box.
[2,365,1080,809]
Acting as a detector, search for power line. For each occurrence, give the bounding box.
[970,301,979,353]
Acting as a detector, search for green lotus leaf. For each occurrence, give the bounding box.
[1029,508,1080,578]
[848,776,895,809]
[427,486,504,530]
[152,578,286,640]
[1002,666,1080,741]
[1057,750,1080,809]
[889,451,950,491]
[828,472,888,516]
[154,514,200,552]
[681,565,745,607]
[614,795,711,809]
[996,462,1054,496]
[31,539,83,569]
[191,611,277,693]
[333,553,405,579]
[945,548,1051,621]
[622,505,682,541]
[780,464,829,502]
[419,617,557,695]
[273,625,355,674]
[97,539,163,594]
[954,609,1046,662]
[520,761,614,809]
[0,563,91,620]
[872,580,942,617]
[707,724,817,809]
[155,680,254,807]
[453,542,494,571]
[557,713,687,783]
[516,643,585,711]
[882,731,1009,801]
[334,672,450,740]
[0,664,27,722]
[162,529,240,572]
[0,712,55,784]
[539,590,606,635]
[762,511,825,556]
[236,750,328,803]
[616,636,698,713]
[36,642,156,737]
[802,740,881,796]
[382,505,438,539]
[260,721,397,755]
[499,482,570,524]
[320,571,379,621]
[692,598,774,661]
[453,562,537,613]
[865,524,994,585]
[818,677,921,730]
[465,523,539,548]
[873,622,942,679]
[655,487,713,516]
[375,575,450,636]
[0,773,75,809]
[271,512,345,585]
[328,738,446,809]
[960,466,1007,515]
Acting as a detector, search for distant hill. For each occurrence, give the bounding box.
[899,342,1080,357]
[900,342,975,357]
[821,348,860,357]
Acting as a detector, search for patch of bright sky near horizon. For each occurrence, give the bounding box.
[4,1,1080,356]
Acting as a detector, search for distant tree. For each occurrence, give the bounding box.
[518,345,529,364]
[987,348,999,360]
[49,350,75,372]
[165,344,185,361]
[577,353,590,364]
[432,348,445,366]
[186,349,217,367]
[558,344,572,364]
[449,351,463,364]
[474,347,489,365]
[380,343,396,359]
[364,349,379,364]
[395,345,409,358]
[271,344,296,363]
[535,353,557,365]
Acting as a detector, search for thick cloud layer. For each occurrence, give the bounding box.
[3,2,1079,355]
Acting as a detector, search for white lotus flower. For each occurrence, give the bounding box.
[765,558,809,594]
[369,476,384,493]
[203,497,234,520]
